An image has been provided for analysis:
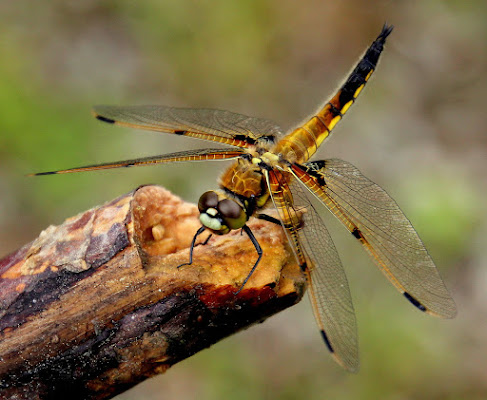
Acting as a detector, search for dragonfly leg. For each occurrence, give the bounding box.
[178,226,206,268]
[200,233,212,246]
[256,213,281,227]
[235,225,263,294]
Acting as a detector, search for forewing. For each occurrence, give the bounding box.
[93,105,283,148]
[29,148,244,175]
[291,159,457,318]
[265,170,359,372]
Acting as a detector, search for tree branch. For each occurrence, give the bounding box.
[0,185,305,400]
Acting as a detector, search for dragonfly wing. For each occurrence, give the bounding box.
[291,159,457,318]
[29,148,244,175]
[93,105,283,149]
[265,170,359,372]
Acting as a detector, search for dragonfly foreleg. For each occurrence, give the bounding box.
[200,233,212,246]
[235,225,263,294]
[256,213,281,227]
[178,226,206,268]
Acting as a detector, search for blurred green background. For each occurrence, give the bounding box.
[1,1,486,399]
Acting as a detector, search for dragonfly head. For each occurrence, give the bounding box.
[198,191,247,235]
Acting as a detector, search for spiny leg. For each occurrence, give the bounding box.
[256,213,282,227]
[201,233,213,246]
[178,226,206,268]
[234,225,263,294]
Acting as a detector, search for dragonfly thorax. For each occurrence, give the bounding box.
[219,157,271,211]
[198,191,248,235]
[251,151,280,167]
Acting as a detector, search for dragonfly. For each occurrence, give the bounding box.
[31,24,456,372]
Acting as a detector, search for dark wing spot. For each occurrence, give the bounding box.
[234,134,256,145]
[301,162,327,186]
[321,330,334,353]
[351,227,362,239]
[305,160,326,171]
[258,135,277,144]
[316,174,326,187]
[403,292,427,312]
[174,130,187,135]
[96,115,115,124]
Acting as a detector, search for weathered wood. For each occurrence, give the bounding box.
[0,185,305,400]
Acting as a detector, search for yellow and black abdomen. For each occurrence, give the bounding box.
[274,24,393,164]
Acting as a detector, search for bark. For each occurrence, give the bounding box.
[0,185,305,400]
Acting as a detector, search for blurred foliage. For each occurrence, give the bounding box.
[1,0,486,399]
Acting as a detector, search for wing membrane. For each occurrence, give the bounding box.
[93,105,283,149]
[265,170,359,372]
[291,159,457,318]
[29,148,243,175]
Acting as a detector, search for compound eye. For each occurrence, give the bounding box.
[198,191,219,212]
[217,199,242,219]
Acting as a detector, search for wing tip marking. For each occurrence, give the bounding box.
[27,171,57,176]
[403,292,427,312]
[351,227,362,239]
[95,115,116,124]
[320,330,334,353]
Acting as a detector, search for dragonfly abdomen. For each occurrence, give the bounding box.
[274,24,393,165]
